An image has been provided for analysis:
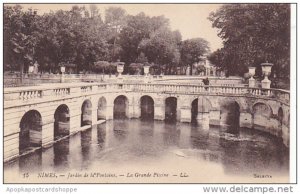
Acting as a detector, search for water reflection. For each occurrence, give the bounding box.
[190,125,209,150]
[19,149,42,172]
[81,128,92,162]
[97,124,106,149]
[139,120,154,139]
[113,119,129,141]
[5,119,289,182]
[53,137,69,170]
[163,123,180,146]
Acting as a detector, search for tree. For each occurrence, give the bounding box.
[35,6,109,73]
[4,5,40,82]
[128,63,143,75]
[105,7,127,62]
[208,4,290,77]
[89,4,99,18]
[138,27,181,75]
[118,13,171,66]
[180,38,210,75]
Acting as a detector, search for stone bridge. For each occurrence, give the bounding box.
[4,82,290,162]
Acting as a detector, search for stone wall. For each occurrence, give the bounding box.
[4,89,289,162]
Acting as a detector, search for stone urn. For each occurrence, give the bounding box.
[261,63,273,89]
[144,65,150,76]
[117,64,124,77]
[248,66,256,88]
[60,66,65,73]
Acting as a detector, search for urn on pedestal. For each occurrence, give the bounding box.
[248,66,256,88]
[261,63,273,89]
[60,66,65,83]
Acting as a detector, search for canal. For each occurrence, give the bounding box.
[4,119,289,183]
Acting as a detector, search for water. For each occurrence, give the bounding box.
[4,119,289,183]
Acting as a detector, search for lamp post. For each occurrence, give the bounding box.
[261,62,273,89]
[248,66,256,88]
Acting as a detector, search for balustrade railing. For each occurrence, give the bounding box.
[120,83,289,103]
[53,88,70,96]
[81,86,92,93]
[4,82,290,105]
[19,90,42,101]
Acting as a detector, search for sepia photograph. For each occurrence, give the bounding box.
[2,3,294,184]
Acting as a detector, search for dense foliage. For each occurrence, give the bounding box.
[4,5,210,75]
[208,4,290,78]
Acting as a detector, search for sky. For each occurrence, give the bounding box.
[17,4,223,52]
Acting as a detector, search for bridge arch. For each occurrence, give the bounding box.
[220,99,240,128]
[197,96,212,112]
[165,97,177,122]
[252,102,272,130]
[19,110,42,153]
[252,102,272,116]
[140,95,154,120]
[98,97,107,120]
[54,104,70,140]
[113,95,129,119]
[252,101,274,115]
[81,99,92,126]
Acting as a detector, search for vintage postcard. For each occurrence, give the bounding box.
[2,3,295,185]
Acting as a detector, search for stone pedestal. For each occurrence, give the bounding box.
[248,66,256,87]
[60,73,65,83]
[248,77,256,87]
[117,77,123,84]
[261,78,271,89]
[144,66,150,77]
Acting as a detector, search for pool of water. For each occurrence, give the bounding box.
[4,119,289,183]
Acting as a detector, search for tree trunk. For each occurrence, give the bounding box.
[190,64,193,76]
[20,62,24,84]
[112,36,116,62]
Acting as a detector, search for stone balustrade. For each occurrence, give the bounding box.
[53,88,70,96]
[81,86,93,93]
[19,90,43,101]
[4,82,290,106]
[3,81,291,162]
